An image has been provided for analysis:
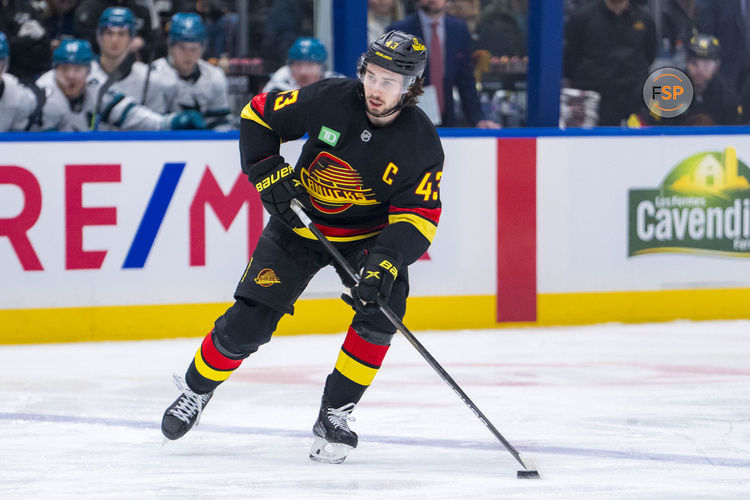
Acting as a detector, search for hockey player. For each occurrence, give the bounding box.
[0,31,39,132]
[36,38,206,132]
[161,30,444,464]
[90,7,167,113]
[262,37,343,93]
[151,13,231,129]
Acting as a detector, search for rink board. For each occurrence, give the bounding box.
[532,132,750,324]
[1,129,749,342]
[0,132,496,342]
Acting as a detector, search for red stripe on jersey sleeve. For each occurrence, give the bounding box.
[389,206,442,225]
[251,93,268,117]
[314,222,386,237]
[341,326,389,367]
[201,331,243,370]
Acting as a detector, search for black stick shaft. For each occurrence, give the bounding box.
[290,199,529,469]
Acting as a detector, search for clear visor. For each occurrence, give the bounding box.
[98,25,133,36]
[359,68,415,94]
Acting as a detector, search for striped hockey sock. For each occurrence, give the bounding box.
[185,331,244,394]
[325,326,390,407]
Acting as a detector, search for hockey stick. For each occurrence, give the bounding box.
[140,0,160,105]
[290,199,541,479]
[90,51,137,130]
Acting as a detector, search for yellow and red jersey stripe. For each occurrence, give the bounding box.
[388,206,442,243]
[193,331,243,382]
[334,326,390,387]
[241,93,272,130]
[292,222,386,242]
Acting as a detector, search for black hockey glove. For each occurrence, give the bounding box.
[342,248,401,314]
[250,155,309,228]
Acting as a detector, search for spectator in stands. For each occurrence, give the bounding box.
[564,0,657,125]
[447,0,479,35]
[699,0,748,91]
[35,38,206,131]
[40,0,79,41]
[678,34,742,125]
[73,0,153,58]
[474,0,526,57]
[202,0,238,58]
[0,31,40,131]
[661,0,702,55]
[260,0,314,72]
[369,0,405,44]
[90,7,168,112]
[388,0,500,128]
[0,0,53,81]
[262,37,343,93]
[171,0,238,58]
[151,13,231,129]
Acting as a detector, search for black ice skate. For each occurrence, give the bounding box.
[309,398,358,464]
[161,374,213,441]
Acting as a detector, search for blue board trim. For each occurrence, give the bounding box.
[2,126,750,143]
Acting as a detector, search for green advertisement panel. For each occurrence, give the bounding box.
[629,147,750,257]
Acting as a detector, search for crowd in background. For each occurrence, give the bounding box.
[0,0,528,132]
[3,0,750,132]
[563,0,750,127]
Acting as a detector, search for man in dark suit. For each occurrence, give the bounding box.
[700,0,749,91]
[387,0,499,128]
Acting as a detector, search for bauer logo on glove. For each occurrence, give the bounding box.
[248,155,310,228]
[255,165,295,192]
[341,248,401,314]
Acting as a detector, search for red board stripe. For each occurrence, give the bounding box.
[341,326,389,367]
[201,331,243,370]
[496,138,537,322]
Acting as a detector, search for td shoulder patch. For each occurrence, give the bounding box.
[318,126,340,147]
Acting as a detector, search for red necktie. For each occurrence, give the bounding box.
[430,20,445,114]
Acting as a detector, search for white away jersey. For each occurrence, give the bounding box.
[90,59,168,113]
[35,70,166,132]
[152,57,230,128]
[0,73,38,131]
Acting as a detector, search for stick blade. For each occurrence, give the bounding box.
[517,469,541,479]
[516,453,541,479]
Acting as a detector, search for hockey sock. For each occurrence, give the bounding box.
[185,330,244,394]
[324,326,390,408]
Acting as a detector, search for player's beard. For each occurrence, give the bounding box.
[366,96,400,118]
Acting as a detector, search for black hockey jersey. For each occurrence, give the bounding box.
[239,78,444,265]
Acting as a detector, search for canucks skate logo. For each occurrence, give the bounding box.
[628,147,750,257]
[299,152,378,214]
[254,268,281,287]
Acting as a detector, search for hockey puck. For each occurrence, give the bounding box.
[517,469,541,479]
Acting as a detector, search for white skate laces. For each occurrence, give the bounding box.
[309,402,358,464]
[326,403,356,430]
[168,374,211,426]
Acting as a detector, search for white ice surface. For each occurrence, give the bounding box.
[1,320,749,499]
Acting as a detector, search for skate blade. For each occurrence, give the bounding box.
[308,436,353,464]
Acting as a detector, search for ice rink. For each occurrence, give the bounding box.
[1,320,748,499]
